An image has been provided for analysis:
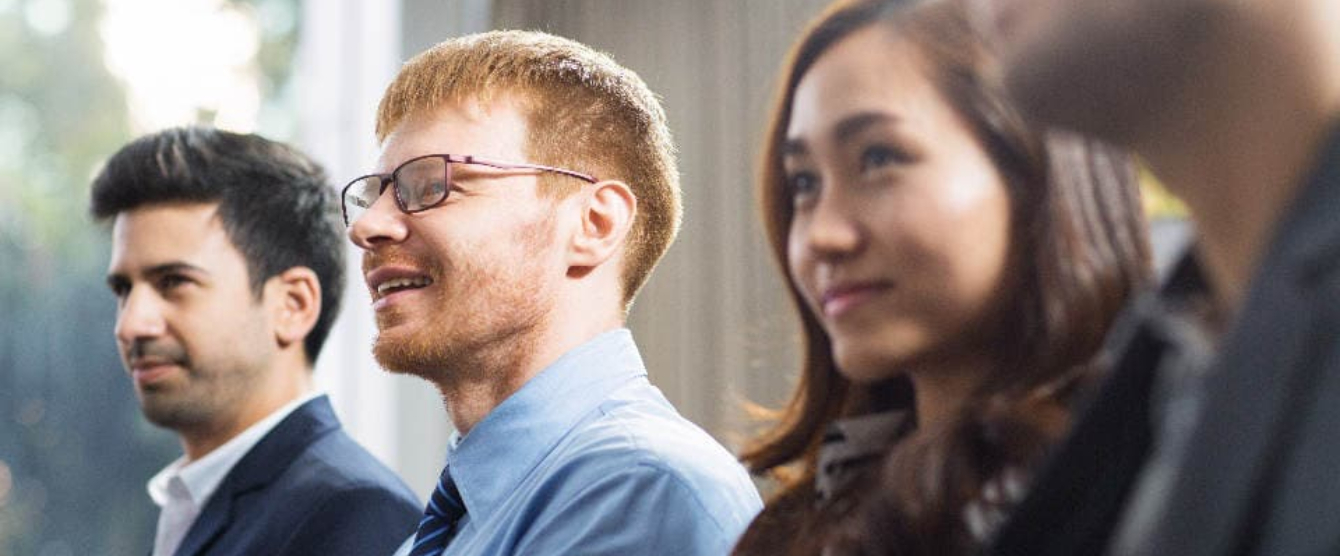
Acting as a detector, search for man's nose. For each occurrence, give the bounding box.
[114,287,167,346]
[348,188,409,249]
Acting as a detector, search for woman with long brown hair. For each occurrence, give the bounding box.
[733,0,1151,554]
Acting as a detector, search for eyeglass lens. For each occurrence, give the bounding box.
[343,156,451,226]
[396,156,450,212]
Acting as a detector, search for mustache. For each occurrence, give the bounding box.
[361,250,426,275]
[126,340,189,366]
[362,250,442,283]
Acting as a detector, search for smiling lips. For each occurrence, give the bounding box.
[820,281,893,319]
[128,357,180,386]
[376,276,432,296]
[364,267,435,310]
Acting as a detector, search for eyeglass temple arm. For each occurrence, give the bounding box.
[458,155,598,184]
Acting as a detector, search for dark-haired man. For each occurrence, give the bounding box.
[976,0,1340,555]
[93,126,420,556]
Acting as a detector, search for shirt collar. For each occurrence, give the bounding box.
[445,328,647,522]
[815,410,910,502]
[147,391,323,509]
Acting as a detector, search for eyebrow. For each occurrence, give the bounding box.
[106,262,208,287]
[832,111,898,145]
[783,111,900,157]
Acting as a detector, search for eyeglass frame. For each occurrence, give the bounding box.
[340,153,599,227]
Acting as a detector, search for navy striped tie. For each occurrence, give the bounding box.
[408,467,466,556]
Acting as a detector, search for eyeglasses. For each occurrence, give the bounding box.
[341,153,598,227]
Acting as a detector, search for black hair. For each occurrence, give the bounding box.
[90,126,346,364]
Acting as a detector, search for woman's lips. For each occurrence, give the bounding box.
[821,282,892,319]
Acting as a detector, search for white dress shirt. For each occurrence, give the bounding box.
[147,392,321,556]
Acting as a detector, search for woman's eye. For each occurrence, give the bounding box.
[860,145,910,172]
[785,171,821,202]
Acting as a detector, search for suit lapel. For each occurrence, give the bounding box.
[172,396,340,556]
[1143,125,1340,556]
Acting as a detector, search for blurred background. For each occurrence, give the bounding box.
[0,1,1188,554]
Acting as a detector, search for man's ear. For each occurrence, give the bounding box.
[569,180,637,270]
[266,267,322,349]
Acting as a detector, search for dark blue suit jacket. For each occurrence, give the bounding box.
[171,395,420,556]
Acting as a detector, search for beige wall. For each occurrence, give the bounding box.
[492,0,832,447]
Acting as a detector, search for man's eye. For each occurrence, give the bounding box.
[421,178,449,203]
[158,275,188,291]
[400,177,450,210]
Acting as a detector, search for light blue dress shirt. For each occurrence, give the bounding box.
[393,328,762,556]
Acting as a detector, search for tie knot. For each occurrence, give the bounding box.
[408,467,467,556]
[427,468,466,521]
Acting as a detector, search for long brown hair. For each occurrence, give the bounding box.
[735,0,1151,554]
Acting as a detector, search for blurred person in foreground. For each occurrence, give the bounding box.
[92,126,420,556]
[730,0,1150,554]
[343,30,762,556]
[976,0,1340,554]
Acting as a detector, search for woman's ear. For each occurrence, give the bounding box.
[568,180,637,269]
[267,266,322,350]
